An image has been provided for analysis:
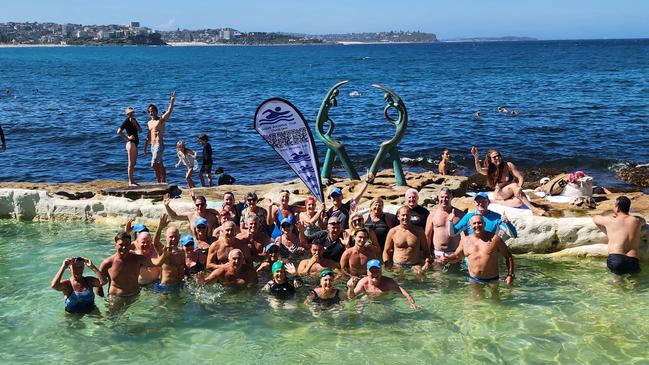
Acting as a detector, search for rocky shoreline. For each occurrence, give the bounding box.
[1,170,647,259]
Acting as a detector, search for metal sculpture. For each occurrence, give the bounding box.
[315,80,360,180]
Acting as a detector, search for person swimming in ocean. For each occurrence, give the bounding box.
[471,146,545,215]
[442,214,514,298]
[51,256,105,314]
[592,196,646,277]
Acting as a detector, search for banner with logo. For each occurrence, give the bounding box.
[254,98,324,202]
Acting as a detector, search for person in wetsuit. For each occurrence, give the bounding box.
[51,256,105,314]
[262,261,301,300]
[304,269,346,307]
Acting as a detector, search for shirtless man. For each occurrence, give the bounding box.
[425,188,464,265]
[383,206,431,273]
[444,215,514,296]
[206,221,255,269]
[236,215,270,258]
[340,228,380,280]
[131,231,161,285]
[144,91,176,183]
[438,148,451,175]
[347,259,418,310]
[199,249,258,287]
[152,216,186,293]
[99,232,166,299]
[593,196,646,276]
[297,241,341,279]
[163,194,219,239]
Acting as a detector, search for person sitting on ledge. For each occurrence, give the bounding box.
[51,256,105,314]
[593,195,646,277]
[215,166,236,186]
[471,146,545,215]
[448,192,517,239]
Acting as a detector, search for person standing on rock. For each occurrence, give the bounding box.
[425,188,465,266]
[144,91,176,183]
[593,196,646,276]
[117,107,143,186]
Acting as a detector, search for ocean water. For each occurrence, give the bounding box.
[0,40,648,188]
[1,220,648,364]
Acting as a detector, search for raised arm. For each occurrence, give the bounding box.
[470,147,487,175]
[153,213,170,255]
[160,91,176,122]
[83,258,106,286]
[497,213,518,238]
[448,212,469,237]
[150,246,170,267]
[163,194,189,222]
[351,173,375,205]
[51,258,71,291]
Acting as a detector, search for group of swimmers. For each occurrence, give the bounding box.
[51,163,645,315]
[116,91,234,189]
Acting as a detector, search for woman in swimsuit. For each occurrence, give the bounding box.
[180,236,206,276]
[363,198,397,251]
[175,140,197,189]
[274,218,306,260]
[471,146,544,215]
[117,107,143,186]
[304,269,346,307]
[51,257,105,314]
[267,190,306,239]
[240,192,269,234]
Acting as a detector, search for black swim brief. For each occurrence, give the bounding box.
[607,254,641,275]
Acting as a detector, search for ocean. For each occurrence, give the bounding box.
[1,39,648,188]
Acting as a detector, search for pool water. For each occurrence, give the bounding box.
[0,220,647,364]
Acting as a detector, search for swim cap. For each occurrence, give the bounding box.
[367,259,382,270]
[133,223,149,233]
[194,217,208,227]
[180,235,195,246]
[271,261,285,274]
[320,269,334,279]
[265,243,279,252]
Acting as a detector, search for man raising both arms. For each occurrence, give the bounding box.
[593,196,646,276]
[145,91,176,183]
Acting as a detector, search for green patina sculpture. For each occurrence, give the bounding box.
[367,84,408,186]
[315,80,360,180]
[315,81,408,185]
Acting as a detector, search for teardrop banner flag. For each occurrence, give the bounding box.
[254,98,324,202]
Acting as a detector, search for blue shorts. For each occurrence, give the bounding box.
[153,281,184,294]
[467,274,499,284]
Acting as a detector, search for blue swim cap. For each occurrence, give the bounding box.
[133,223,149,233]
[180,235,195,246]
[367,259,382,270]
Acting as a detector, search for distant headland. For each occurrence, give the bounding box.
[0,21,438,46]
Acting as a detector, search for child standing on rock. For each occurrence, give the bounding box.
[175,140,197,188]
[197,133,213,187]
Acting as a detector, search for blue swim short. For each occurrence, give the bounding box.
[153,281,185,294]
[467,274,499,284]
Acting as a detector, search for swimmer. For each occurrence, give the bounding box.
[240,192,269,233]
[51,256,105,314]
[297,241,342,279]
[0,123,5,151]
[342,212,380,251]
[180,235,205,277]
[471,146,545,215]
[163,193,219,239]
[309,216,346,262]
[261,261,301,300]
[236,214,270,258]
[438,148,451,175]
[131,231,161,285]
[593,196,646,276]
[383,206,431,273]
[424,188,464,266]
[363,197,397,251]
[443,215,514,296]
[449,192,517,239]
[304,269,347,307]
[497,106,509,113]
[274,217,307,259]
[347,259,418,310]
[151,219,186,293]
[206,221,255,269]
[256,243,281,274]
[473,111,481,120]
[404,188,429,229]
[117,107,142,186]
[340,228,380,279]
[144,91,176,183]
[199,249,258,287]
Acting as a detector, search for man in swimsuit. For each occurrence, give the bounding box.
[449,192,517,240]
[131,231,161,285]
[152,217,186,293]
[144,91,176,183]
[325,173,374,229]
[236,215,270,258]
[425,188,465,266]
[405,188,429,230]
[347,259,418,310]
[298,241,342,279]
[593,196,646,276]
[443,215,514,297]
[199,249,258,287]
[383,206,431,273]
[163,194,219,239]
[99,232,167,300]
[206,221,255,269]
[340,228,380,280]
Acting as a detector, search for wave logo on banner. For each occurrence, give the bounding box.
[254,98,324,202]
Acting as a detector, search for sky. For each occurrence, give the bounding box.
[1,0,648,40]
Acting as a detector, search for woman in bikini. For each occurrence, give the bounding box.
[471,146,544,215]
[51,256,105,314]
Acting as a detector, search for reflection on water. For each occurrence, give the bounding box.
[1,221,648,364]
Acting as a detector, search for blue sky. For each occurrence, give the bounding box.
[1,0,647,40]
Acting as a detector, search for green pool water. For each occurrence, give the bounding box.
[0,220,647,365]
